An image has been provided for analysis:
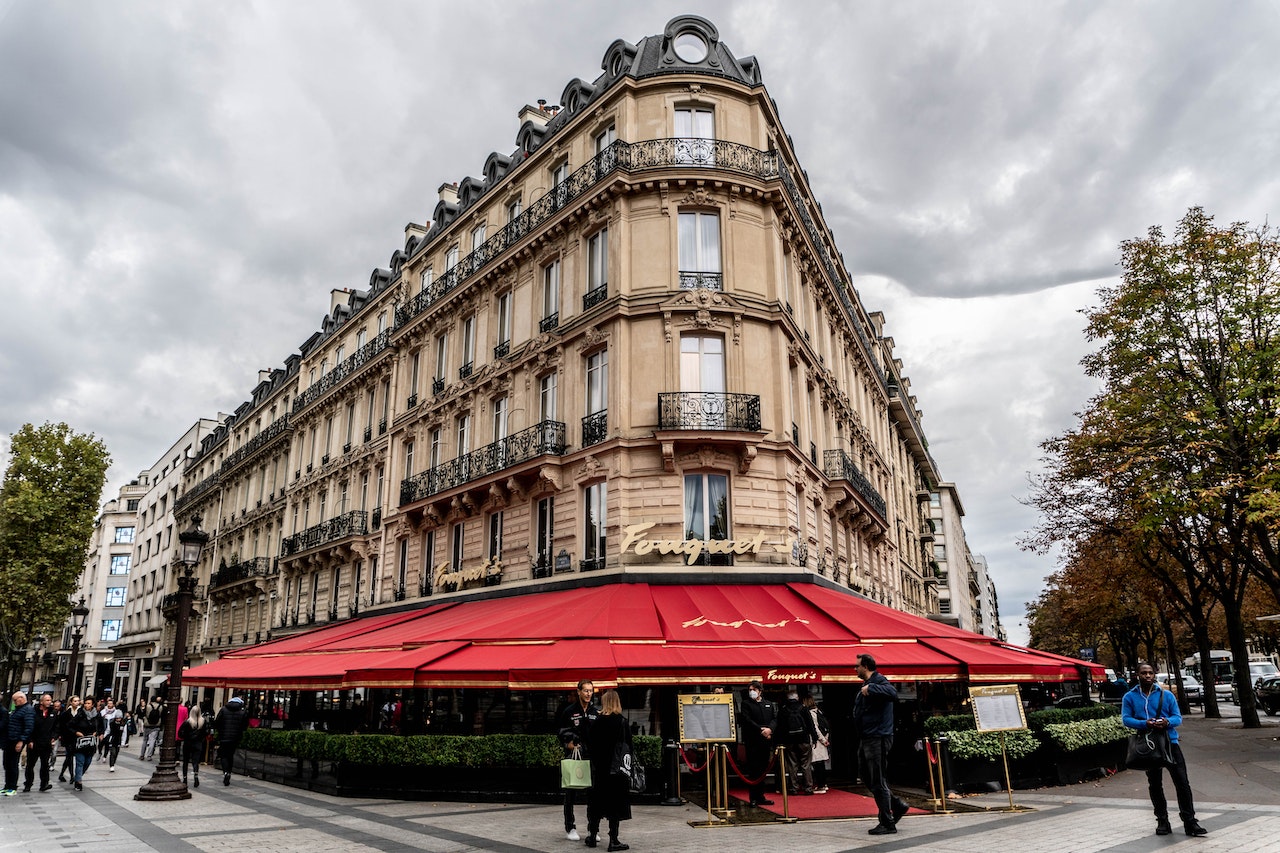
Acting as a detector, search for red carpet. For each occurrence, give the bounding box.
[727,785,928,821]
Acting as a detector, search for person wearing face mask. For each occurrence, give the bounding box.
[739,679,778,807]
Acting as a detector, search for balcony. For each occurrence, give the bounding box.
[658,392,761,432]
[823,449,888,524]
[209,557,273,593]
[363,426,372,442]
[406,394,419,409]
[400,420,567,504]
[458,361,473,380]
[580,557,605,573]
[281,510,369,558]
[539,313,560,333]
[494,340,510,360]
[371,507,382,530]
[532,557,553,580]
[920,519,936,542]
[292,330,391,415]
[174,472,221,515]
[582,410,608,447]
[583,286,608,311]
[219,414,291,478]
[394,137,780,331]
[678,271,723,291]
[431,377,445,396]
[161,587,206,619]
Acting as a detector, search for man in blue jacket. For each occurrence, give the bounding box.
[1122,663,1207,837]
[3,690,34,796]
[854,654,909,835]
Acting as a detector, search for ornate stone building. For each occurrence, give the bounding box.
[160,15,997,672]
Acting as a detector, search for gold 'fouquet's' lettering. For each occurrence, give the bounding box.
[620,523,775,565]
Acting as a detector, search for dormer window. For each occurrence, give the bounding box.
[674,31,709,63]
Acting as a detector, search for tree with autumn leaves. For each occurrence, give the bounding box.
[1028,208,1280,728]
[0,422,110,691]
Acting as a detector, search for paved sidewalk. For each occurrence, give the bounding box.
[1,713,1277,853]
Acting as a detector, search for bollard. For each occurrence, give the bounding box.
[662,739,684,805]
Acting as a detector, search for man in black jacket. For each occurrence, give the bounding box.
[854,654,909,835]
[214,697,249,786]
[739,679,778,806]
[23,694,58,792]
[555,680,598,841]
[776,686,817,795]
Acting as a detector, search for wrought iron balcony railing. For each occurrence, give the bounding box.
[583,286,608,310]
[822,449,887,523]
[281,510,369,557]
[582,410,608,447]
[371,507,382,530]
[209,557,274,591]
[493,340,510,359]
[174,471,221,514]
[678,271,723,291]
[292,331,390,415]
[431,377,445,396]
[395,138,780,329]
[219,414,291,477]
[532,557,553,580]
[458,361,473,380]
[658,392,761,432]
[539,313,560,333]
[400,420,567,504]
[580,557,605,573]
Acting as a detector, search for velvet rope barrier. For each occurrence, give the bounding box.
[679,746,710,773]
[722,744,778,786]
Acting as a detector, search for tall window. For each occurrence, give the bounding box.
[461,315,476,369]
[535,497,555,571]
[409,351,421,398]
[421,266,433,294]
[586,350,608,415]
[487,512,503,561]
[678,211,721,287]
[378,311,388,334]
[345,402,356,446]
[507,198,523,223]
[375,466,384,510]
[684,472,730,565]
[360,472,369,511]
[583,482,607,569]
[114,526,135,544]
[471,223,486,251]
[422,532,434,593]
[493,396,509,442]
[594,124,617,155]
[496,291,512,346]
[457,415,471,456]
[398,539,409,595]
[587,228,608,294]
[539,373,558,421]
[331,565,341,612]
[105,587,126,608]
[675,107,715,164]
[357,327,367,348]
[429,428,442,469]
[451,522,465,571]
[101,619,122,642]
[541,260,560,327]
[110,555,131,574]
[434,334,448,382]
[365,387,376,435]
[551,161,569,206]
[404,441,415,478]
[680,334,725,392]
[445,245,459,270]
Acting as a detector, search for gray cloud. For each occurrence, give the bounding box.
[4,0,1277,644]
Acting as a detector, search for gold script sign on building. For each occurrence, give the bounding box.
[619,522,796,566]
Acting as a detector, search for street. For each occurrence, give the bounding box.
[1,713,1278,852]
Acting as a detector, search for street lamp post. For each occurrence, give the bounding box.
[68,596,90,697]
[28,635,46,695]
[136,513,208,801]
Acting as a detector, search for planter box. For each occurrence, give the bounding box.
[1052,739,1127,785]
[234,749,656,802]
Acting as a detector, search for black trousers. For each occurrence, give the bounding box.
[745,740,771,802]
[218,743,238,775]
[563,787,581,831]
[1146,742,1197,824]
[24,744,53,789]
[858,734,907,827]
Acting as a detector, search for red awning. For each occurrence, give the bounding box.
[182,581,1096,689]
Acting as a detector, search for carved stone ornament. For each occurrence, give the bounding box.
[679,187,716,207]
[576,325,610,354]
[575,454,604,484]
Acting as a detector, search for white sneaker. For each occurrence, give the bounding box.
[109,767,115,772]
[567,829,581,841]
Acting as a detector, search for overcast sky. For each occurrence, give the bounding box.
[3,1,1278,646]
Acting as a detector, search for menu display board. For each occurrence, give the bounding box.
[678,693,737,743]
[968,684,1027,732]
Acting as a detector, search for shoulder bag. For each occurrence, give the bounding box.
[560,746,592,790]
[75,735,97,752]
[1126,726,1173,769]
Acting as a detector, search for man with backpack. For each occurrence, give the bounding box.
[776,686,818,795]
[140,695,165,761]
[854,654,910,836]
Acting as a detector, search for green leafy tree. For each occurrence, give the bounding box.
[1028,208,1280,728]
[0,422,110,689]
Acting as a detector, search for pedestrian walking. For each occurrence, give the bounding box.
[854,654,910,836]
[62,696,96,792]
[214,696,249,786]
[179,701,210,788]
[140,694,165,761]
[1122,663,1209,837]
[556,679,598,841]
[22,693,58,792]
[3,690,33,796]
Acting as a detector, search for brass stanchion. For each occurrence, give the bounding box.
[775,745,797,823]
[999,732,1015,811]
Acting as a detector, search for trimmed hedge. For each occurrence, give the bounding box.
[238,729,662,770]
[922,702,1119,736]
[921,703,1126,761]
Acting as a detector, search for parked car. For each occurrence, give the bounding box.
[1257,676,1280,716]
[1158,673,1202,706]
[1231,661,1280,704]
[1053,694,1097,709]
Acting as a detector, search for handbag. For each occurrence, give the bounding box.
[610,740,633,778]
[628,760,646,794]
[1126,727,1173,769]
[560,747,592,790]
[75,735,96,752]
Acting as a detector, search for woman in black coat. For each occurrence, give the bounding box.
[61,696,96,791]
[585,689,632,851]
